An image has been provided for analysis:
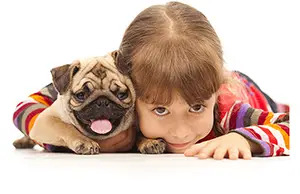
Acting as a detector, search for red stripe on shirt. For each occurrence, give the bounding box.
[13,102,36,120]
[276,147,284,156]
[44,96,54,106]
[16,101,23,107]
[277,123,289,136]
[39,94,54,106]
[244,127,262,140]
[31,92,54,106]
[25,108,45,135]
[250,85,270,111]
[277,114,285,121]
[258,111,268,125]
[257,126,278,145]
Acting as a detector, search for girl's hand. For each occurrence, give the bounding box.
[184,133,253,160]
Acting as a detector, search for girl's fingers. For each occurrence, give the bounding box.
[228,147,239,160]
[184,141,208,156]
[197,142,218,159]
[213,147,227,160]
[239,148,252,160]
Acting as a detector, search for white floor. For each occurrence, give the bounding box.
[2,147,299,194]
[1,1,299,193]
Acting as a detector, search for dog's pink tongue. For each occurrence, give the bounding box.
[90,119,112,134]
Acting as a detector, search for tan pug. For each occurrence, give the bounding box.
[28,51,137,154]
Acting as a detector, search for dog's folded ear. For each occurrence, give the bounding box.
[51,63,80,95]
[111,50,119,62]
[112,50,132,76]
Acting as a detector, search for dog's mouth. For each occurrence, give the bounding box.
[74,114,123,136]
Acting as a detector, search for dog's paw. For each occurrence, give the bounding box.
[13,136,36,149]
[138,138,166,154]
[71,139,100,155]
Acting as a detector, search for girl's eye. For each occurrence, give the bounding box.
[153,107,169,116]
[189,104,205,113]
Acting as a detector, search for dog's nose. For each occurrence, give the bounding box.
[95,97,110,107]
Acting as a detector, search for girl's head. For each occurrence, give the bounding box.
[117,2,225,153]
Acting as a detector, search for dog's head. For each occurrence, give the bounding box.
[51,51,136,140]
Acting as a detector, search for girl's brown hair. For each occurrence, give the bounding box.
[117,1,225,108]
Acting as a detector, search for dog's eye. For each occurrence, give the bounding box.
[116,91,128,100]
[74,92,86,102]
[74,85,91,102]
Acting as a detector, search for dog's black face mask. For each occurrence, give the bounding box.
[74,96,127,136]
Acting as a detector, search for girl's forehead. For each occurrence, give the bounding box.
[138,92,189,106]
[141,89,184,103]
[137,91,216,107]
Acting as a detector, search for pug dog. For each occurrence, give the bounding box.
[28,51,137,154]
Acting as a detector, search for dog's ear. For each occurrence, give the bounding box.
[112,50,132,76]
[111,50,119,62]
[51,63,80,95]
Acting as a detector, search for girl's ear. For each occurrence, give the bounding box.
[112,50,132,76]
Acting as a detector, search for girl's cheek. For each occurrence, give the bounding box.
[139,118,166,139]
[192,114,214,137]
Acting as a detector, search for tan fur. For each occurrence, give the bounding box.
[137,136,166,154]
[29,52,136,154]
[29,102,101,154]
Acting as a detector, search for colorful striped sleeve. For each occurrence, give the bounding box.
[220,101,289,157]
[13,83,58,137]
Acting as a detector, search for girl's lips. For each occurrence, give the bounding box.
[167,141,191,149]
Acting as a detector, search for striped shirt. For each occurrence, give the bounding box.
[13,83,59,151]
[198,101,289,156]
[198,72,289,157]
[12,72,290,156]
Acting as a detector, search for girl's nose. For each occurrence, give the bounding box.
[169,123,191,140]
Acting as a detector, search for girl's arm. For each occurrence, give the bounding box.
[12,83,136,153]
[221,101,289,156]
[13,83,58,137]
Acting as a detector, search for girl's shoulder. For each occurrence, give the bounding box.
[217,71,250,119]
[217,71,272,120]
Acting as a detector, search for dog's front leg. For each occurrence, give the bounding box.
[29,107,100,154]
[137,133,166,154]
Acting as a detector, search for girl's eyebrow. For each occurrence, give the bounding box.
[148,104,165,107]
[190,101,206,106]
[147,103,170,108]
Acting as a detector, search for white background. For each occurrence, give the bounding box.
[0,0,299,193]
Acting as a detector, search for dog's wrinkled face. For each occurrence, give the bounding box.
[51,52,136,140]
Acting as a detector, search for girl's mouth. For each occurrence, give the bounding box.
[167,141,191,149]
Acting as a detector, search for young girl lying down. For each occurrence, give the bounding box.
[13,1,289,159]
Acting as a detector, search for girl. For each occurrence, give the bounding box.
[115,1,289,159]
[13,2,289,159]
